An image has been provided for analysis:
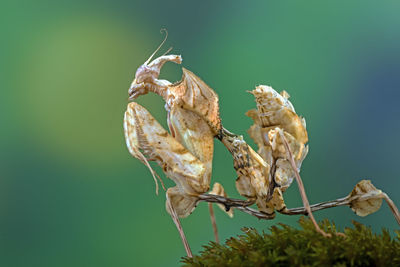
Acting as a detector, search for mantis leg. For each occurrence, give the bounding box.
[279,130,331,237]
[125,102,213,256]
[166,191,193,258]
[124,102,209,217]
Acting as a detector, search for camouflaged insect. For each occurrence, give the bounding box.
[124,48,229,218]
[124,35,400,238]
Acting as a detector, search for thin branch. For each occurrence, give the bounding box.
[280,196,349,215]
[199,187,400,228]
[198,194,273,219]
[199,193,352,220]
[199,193,353,218]
[208,203,220,244]
[166,195,192,257]
[235,206,276,219]
[198,194,254,208]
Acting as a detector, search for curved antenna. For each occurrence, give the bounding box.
[161,46,173,57]
[144,28,168,65]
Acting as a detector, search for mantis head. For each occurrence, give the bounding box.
[128,29,182,100]
[128,64,157,100]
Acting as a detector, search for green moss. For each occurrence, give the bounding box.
[182,218,400,267]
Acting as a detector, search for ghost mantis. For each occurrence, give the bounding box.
[123,30,400,257]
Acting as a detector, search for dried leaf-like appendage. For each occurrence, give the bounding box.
[128,52,221,134]
[124,102,211,217]
[165,68,222,134]
[230,85,309,214]
[249,86,307,144]
[148,68,221,135]
[221,132,277,215]
[168,106,214,186]
[349,180,383,217]
[125,53,224,218]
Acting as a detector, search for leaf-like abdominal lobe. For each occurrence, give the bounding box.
[230,85,310,214]
[249,86,307,144]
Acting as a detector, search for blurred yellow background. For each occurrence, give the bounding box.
[1,1,400,266]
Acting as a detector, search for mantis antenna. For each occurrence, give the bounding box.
[144,28,169,65]
[161,46,173,57]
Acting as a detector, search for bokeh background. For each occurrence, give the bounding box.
[1,1,400,266]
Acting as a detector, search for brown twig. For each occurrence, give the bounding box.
[208,203,220,244]
[279,130,331,237]
[198,193,344,219]
[166,195,193,257]
[198,194,254,208]
[280,196,350,215]
[198,194,274,219]
[199,182,400,224]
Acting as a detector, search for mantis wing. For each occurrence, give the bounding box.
[168,106,214,191]
[167,68,222,134]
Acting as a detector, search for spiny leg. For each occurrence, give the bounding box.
[279,130,331,237]
[124,102,209,205]
[381,193,400,225]
[166,192,193,258]
[124,102,210,253]
[208,203,219,244]
[206,182,236,243]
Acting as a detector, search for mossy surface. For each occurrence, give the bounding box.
[182,218,400,267]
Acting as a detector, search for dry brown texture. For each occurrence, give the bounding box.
[222,85,310,216]
[124,102,208,217]
[167,68,222,134]
[349,180,383,217]
[125,51,225,220]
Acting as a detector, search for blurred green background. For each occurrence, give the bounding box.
[1,1,400,266]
